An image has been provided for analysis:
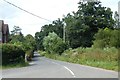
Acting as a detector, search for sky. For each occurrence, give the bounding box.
[0,0,120,36]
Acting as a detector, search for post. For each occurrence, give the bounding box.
[63,22,66,42]
[118,1,120,28]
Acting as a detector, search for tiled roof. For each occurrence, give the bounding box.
[0,20,4,32]
[3,24,9,35]
[0,20,9,35]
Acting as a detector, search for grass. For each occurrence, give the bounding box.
[2,61,29,70]
[39,47,119,71]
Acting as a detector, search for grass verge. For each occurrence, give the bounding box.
[38,47,118,71]
[2,61,29,70]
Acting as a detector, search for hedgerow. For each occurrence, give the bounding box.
[2,43,25,65]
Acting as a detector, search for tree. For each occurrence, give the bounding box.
[35,19,64,50]
[77,1,114,29]
[43,32,67,55]
[63,1,115,48]
[10,26,24,43]
[93,28,120,48]
[41,18,64,38]
[22,34,36,61]
[24,34,36,51]
[11,26,22,35]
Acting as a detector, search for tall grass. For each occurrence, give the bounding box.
[42,47,118,71]
[2,59,29,69]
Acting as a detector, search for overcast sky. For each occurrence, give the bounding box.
[0,0,120,36]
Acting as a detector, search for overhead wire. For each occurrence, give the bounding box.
[3,0,52,22]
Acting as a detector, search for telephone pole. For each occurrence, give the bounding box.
[118,1,120,28]
[63,22,66,42]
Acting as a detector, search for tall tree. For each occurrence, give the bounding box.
[24,34,36,51]
[35,19,64,50]
[43,32,66,54]
[63,1,115,48]
[10,26,24,43]
[11,26,22,35]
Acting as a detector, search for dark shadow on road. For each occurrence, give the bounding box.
[33,55,41,57]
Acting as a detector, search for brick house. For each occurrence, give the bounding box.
[0,20,9,43]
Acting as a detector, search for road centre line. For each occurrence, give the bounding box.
[51,61,76,77]
[63,66,76,77]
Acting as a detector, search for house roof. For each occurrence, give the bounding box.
[0,20,4,32]
[3,24,9,35]
[0,20,9,35]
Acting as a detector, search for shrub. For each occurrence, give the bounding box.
[43,32,67,54]
[25,50,34,61]
[93,28,120,48]
[38,50,46,56]
[2,43,25,65]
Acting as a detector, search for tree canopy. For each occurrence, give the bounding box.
[35,1,116,50]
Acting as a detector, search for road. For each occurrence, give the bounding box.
[2,52,118,78]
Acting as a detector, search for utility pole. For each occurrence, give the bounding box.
[118,1,120,28]
[114,11,119,28]
[63,22,66,42]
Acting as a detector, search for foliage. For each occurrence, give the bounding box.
[10,34,25,43]
[43,32,67,55]
[93,28,120,48]
[11,26,22,35]
[10,28,36,61]
[35,19,64,50]
[2,43,25,65]
[37,50,47,56]
[23,34,36,51]
[35,1,115,49]
[63,1,115,48]
[22,34,36,61]
[2,59,29,69]
[35,32,45,50]
[45,47,118,71]
[25,50,34,61]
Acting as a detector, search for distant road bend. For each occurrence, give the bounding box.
[2,52,118,78]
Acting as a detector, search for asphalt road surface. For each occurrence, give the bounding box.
[2,52,118,78]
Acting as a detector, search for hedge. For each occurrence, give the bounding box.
[1,43,25,65]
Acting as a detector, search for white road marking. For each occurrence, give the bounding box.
[52,61,76,77]
[63,66,76,77]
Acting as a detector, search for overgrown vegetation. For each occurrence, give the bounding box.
[36,1,119,71]
[43,32,67,55]
[35,1,115,49]
[93,28,120,48]
[9,26,36,61]
[2,59,29,69]
[2,26,36,68]
[38,47,118,71]
[2,1,119,70]
[1,43,25,65]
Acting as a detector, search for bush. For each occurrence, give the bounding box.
[43,46,118,70]
[93,28,120,48]
[2,43,25,65]
[38,50,46,56]
[43,32,67,54]
[25,50,34,61]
